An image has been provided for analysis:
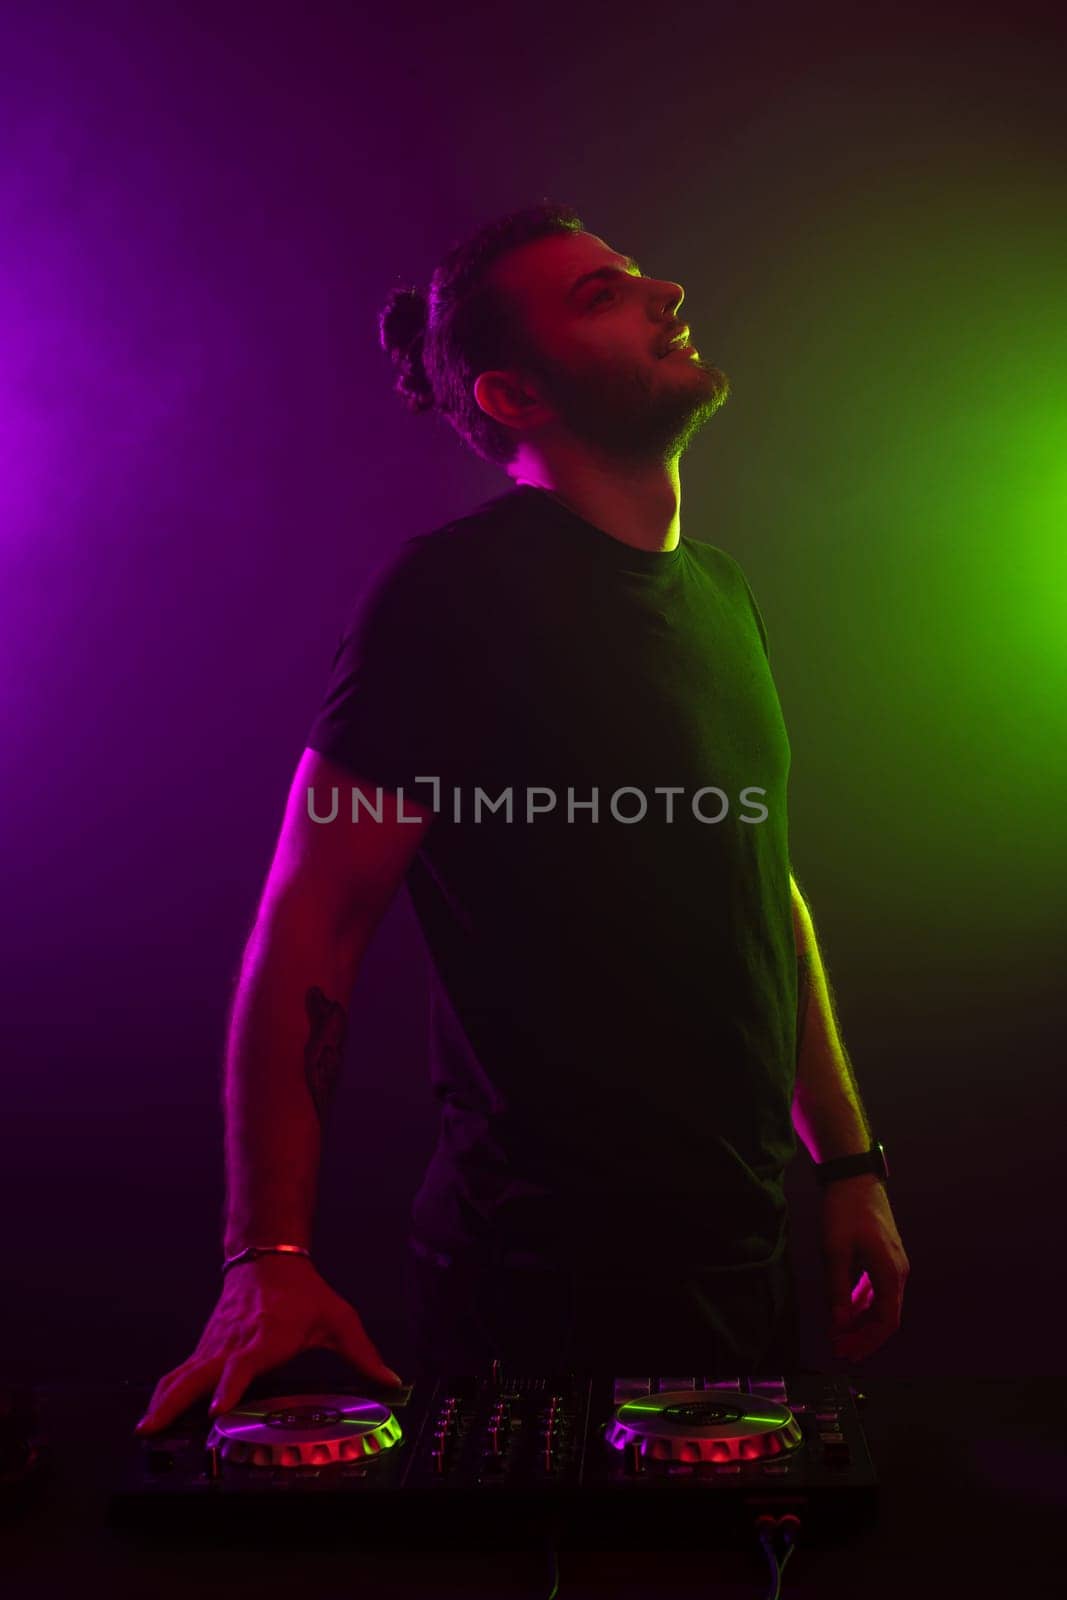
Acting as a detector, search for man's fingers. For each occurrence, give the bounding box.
[824,1246,856,1332]
[141,1366,187,1410]
[210,1339,276,1416]
[136,1359,223,1433]
[864,1247,905,1336]
[833,1311,893,1360]
[335,1315,404,1388]
[850,1270,875,1314]
[835,1256,906,1359]
[137,1362,201,1425]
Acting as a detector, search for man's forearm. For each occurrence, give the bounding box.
[790,874,874,1165]
[221,897,359,1258]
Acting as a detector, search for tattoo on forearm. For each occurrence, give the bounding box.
[303,986,348,1123]
[796,951,813,1064]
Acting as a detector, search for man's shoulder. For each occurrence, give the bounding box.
[684,534,744,574]
[377,488,527,583]
[683,535,756,597]
[337,489,527,646]
[409,487,527,559]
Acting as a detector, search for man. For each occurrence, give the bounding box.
[136,209,908,1433]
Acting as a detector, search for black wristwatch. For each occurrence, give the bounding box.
[815,1140,889,1187]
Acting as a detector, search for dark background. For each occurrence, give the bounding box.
[2,0,1064,1391]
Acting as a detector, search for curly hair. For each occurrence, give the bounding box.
[378,200,584,467]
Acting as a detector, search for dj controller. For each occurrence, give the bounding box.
[109,1365,877,1550]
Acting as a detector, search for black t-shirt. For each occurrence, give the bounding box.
[305,485,797,1273]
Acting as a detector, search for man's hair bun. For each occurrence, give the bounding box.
[378,286,434,412]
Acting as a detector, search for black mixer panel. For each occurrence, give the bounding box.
[110,1370,876,1549]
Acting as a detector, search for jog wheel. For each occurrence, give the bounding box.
[604,1391,802,1464]
[206,1393,402,1468]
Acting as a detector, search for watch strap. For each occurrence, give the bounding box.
[815,1140,889,1187]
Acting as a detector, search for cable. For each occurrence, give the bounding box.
[755,1513,801,1600]
[543,1542,560,1598]
[540,1511,562,1599]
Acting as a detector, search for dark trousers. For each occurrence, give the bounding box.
[403,1232,801,1377]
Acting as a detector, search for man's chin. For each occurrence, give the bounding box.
[695,364,731,408]
[665,355,729,398]
[692,358,728,387]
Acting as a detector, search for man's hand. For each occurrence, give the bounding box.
[819,1175,910,1362]
[134,1256,404,1435]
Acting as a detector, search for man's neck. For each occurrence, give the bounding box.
[511,456,683,554]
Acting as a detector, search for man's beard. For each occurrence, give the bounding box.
[528,355,731,465]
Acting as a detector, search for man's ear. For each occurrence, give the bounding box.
[473,370,549,430]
